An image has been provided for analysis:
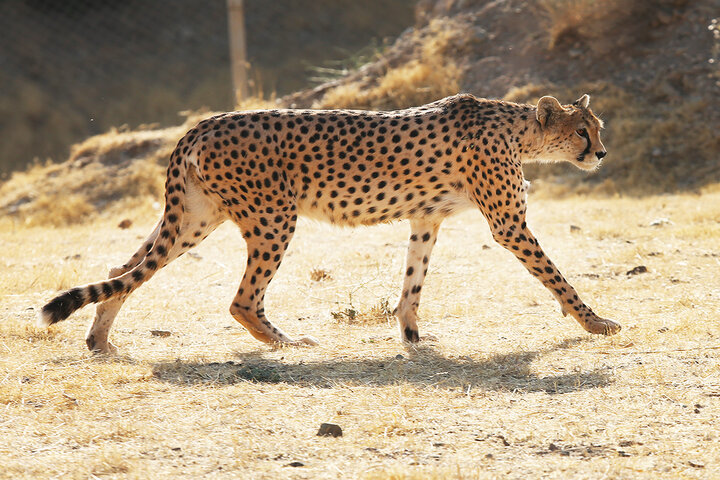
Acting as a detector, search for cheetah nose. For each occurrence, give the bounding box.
[595,150,607,160]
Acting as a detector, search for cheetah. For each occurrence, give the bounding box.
[40,93,621,353]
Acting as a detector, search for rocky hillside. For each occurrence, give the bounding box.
[2,0,718,225]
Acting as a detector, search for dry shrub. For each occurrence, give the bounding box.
[318,55,460,111]
[309,267,333,282]
[332,298,394,325]
[22,193,97,227]
[539,0,690,53]
[317,18,462,110]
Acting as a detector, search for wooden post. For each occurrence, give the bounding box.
[227,0,248,106]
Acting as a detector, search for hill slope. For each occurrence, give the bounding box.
[2,0,719,225]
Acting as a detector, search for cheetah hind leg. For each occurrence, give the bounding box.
[85,220,162,354]
[86,178,225,354]
[229,207,318,347]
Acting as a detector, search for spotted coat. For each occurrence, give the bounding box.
[40,93,620,353]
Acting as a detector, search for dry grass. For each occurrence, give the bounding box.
[538,0,690,52]
[315,18,462,110]
[2,188,720,478]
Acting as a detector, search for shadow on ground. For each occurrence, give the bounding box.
[151,336,610,394]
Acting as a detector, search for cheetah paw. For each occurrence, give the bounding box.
[585,317,622,336]
[293,335,320,346]
[88,341,119,355]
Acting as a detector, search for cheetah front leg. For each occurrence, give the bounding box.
[394,219,442,343]
[488,218,620,335]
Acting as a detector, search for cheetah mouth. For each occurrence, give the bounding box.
[576,154,602,170]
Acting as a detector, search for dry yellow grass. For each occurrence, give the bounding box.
[315,18,462,110]
[2,187,720,478]
[538,0,690,52]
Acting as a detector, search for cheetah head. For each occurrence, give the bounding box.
[536,94,606,171]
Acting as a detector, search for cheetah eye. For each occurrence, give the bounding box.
[575,128,587,137]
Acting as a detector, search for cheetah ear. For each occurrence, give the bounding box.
[536,96,563,128]
[573,94,590,108]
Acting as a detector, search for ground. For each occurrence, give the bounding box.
[1,189,719,479]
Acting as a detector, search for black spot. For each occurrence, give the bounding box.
[88,285,99,303]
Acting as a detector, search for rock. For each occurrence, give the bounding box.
[150,329,172,337]
[626,265,648,276]
[395,354,405,360]
[118,218,133,229]
[569,225,581,232]
[284,461,305,467]
[317,423,343,437]
[649,217,672,227]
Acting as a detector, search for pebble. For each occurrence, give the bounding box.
[317,423,343,437]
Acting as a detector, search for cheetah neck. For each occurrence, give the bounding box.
[466,101,545,164]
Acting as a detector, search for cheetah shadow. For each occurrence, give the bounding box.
[152,336,611,394]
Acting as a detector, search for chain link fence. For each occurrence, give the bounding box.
[0,0,415,174]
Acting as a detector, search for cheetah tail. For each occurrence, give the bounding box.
[38,147,189,327]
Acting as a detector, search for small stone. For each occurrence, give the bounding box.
[150,329,172,337]
[118,219,133,229]
[649,217,672,227]
[317,423,343,437]
[569,225,581,232]
[549,443,559,451]
[395,354,405,360]
[482,244,491,250]
[626,265,648,276]
[284,461,305,467]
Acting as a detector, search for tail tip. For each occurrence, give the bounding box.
[38,288,84,326]
[36,307,55,327]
